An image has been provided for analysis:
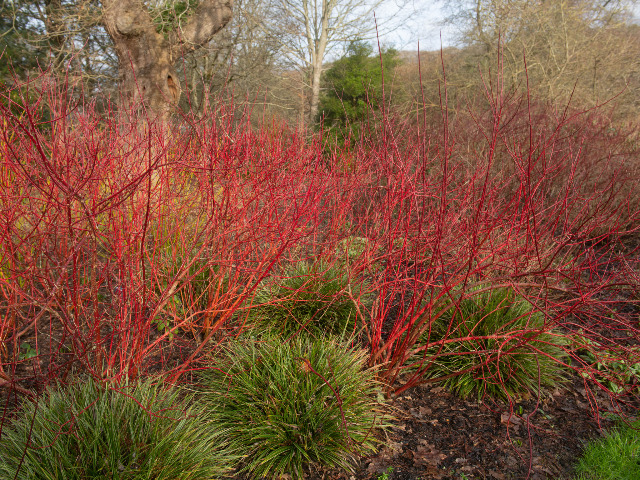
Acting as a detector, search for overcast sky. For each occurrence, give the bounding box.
[378,0,456,52]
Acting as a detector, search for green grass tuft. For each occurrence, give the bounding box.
[246,259,369,338]
[421,287,567,401]
[198,335,387,479]
[0,377,235,480]
[574,417,640,479]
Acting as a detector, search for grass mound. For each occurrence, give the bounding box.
[246,259,369,338]
[0,377,234,480]
[198,335,386,479]
[574,416,640,479]
[422,288,567,400]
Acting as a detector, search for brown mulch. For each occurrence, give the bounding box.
[309,376,639,480]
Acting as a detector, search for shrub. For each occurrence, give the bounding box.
[246,260,370,338]
[317,39,399,149]
[0,377,234,479]
[574,417,640,480]
[0,76,328,383]
[198,335,386,479]
[420,288,567,401]
[154,251,236,338]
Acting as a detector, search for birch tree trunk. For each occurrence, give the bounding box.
[308,22,328,121]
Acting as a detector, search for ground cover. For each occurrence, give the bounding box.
[0,70,639,479]
[574,416,640,480]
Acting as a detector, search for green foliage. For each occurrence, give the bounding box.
[198,335,387,479]
[421,288,567,401]
[18,341,37,360]
[573,417,640,480]
[152,0,197,34]
[0,377,234,479]
[152,316,175,340]
[0,0,47,82]
[377,466,394,480]
[246,259,370,338]
[571,332,640,395]
[318,40,398,147]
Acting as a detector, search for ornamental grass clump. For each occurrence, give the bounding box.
[246,260,370,338]
[0,377,234,480]
[198,335,387,479]
[422,288,567,401]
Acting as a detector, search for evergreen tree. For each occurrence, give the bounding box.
[0,0,47,83]
[318,40,398,148]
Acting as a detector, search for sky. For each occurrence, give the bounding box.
[378,0,457,52]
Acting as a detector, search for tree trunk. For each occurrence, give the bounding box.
[101,0,233,117]
[306,0,329,124]
[309,59,323,123]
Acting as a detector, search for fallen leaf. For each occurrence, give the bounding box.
[378,441,403,459]
[412,441,446,468]
[576,400,588,409]
[535,466,558,476]
[558,404,578,414]
[505,455,520,468]
[366,442,403,474]
[410,406,433,420]
[501,412,522,425]
[488,469,506,479]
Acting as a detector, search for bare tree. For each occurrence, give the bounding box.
[164,0,283,115]
[101,0,233,116]
[0,0,114,89]
[441,0,640,118]
[1,0,233,115]
[262,0,416,125]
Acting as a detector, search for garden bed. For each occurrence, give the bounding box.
[2,74,639,479]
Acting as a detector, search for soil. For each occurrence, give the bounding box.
[310,376,640,480]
